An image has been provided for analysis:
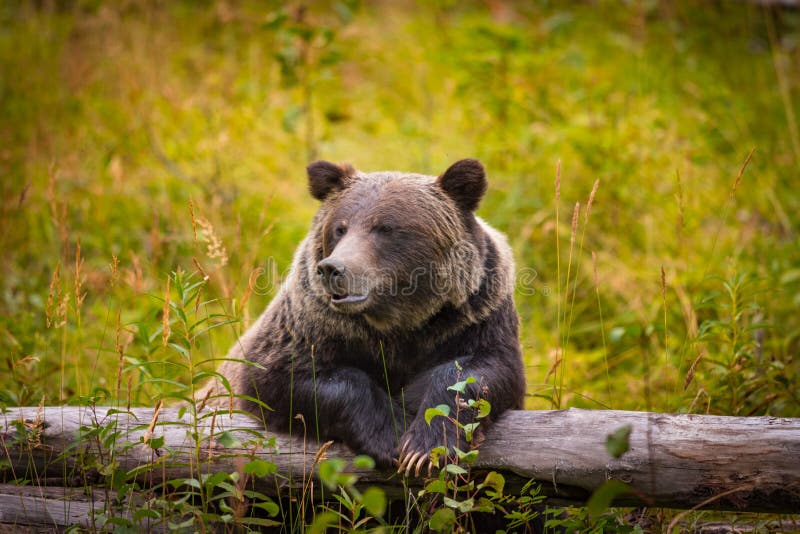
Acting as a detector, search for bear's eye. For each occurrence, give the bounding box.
[374,224,394,235]
[333,224,347,238]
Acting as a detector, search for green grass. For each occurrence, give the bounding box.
[1,0,799,529]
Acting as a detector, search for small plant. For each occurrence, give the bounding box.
[313,455,389,532]
[689,270,787,416]
[412,372,548,533]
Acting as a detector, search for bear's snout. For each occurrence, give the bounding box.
[316,257,370,306]
[316,258,346,287]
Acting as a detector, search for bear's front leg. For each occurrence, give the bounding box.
[396,359,484,476]
[282,367,403,468]
[397,348,524,476]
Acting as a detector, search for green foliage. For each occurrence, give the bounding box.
[316,455,389,532]
[547,505,641,534]
[409,377,554,532]
[586,480,633,518]
[605,424,632,459]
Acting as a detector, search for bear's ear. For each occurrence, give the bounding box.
[307,161,354,201]
[437,159,487,212]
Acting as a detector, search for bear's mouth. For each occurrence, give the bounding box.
[330,292,369,305]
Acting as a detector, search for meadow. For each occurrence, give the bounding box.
[1,1,799,531]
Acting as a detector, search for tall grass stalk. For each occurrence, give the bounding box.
[661,265,669,410]
[558,201,579,408]
[553,160,561,409]
[592,251,612,406]
[702,148,755,282]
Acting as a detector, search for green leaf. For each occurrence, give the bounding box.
[456,448,478,465]
[424,404,451,425]
[462,422,480,443]
[443,496,461,509]
[429,446,446,467]
[243,459,276,477]
[168,342,190,359]
[133,508,160,521]
[307,511,338,534]
[251,500,280,517]
[587,479,631,516]
[333,491,354,509]
[202,471,229,489]
[361,487,386,518]
[216,431,242,449]
[145,435,164,449]
[447,376,476,393]
[318,458,345,488]
[605,424,632,458]
[472,398,492,419]
[179,478,202,490]
[352,455,375,469]
[443,463,467,476]
[428,507,456,532]
[480,471,505,494]
[424,479,447,494]
[472,496,495,513]
[457,497,475,513]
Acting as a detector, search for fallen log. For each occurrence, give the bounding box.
[0,405,797,525]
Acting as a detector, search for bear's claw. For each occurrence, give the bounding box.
[397,449,431,477]
[397,437,435,477]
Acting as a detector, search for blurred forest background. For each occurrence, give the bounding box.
[1,0,799,421]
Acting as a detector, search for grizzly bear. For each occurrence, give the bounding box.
[201,159,525,474]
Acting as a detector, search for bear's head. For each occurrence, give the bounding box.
[304,159,492,332]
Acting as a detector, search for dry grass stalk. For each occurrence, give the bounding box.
[730,148,755,200]
[162,276,171,348]
[661,265,669,407]
[240,274,253,328]
[569,202,579,248]
[126,375,132,411]
[563,201,580,314]
[46,261,62,328]
[194,282,203,317]
[197,386,213,413]
[667,484,755,533]
[189,197,198,245]
[208,408,217,458]
[124,253,144,292]
[196,215,229,267]
[553,160,561,408]
[544,348,562,383]
[114,311,127,402]
[585,178,599,223]
[687,387,710,414]
[555,159,561,202]
[192,257,210,281]
[74,239,85,309]
[141,399,163,449]
[684,351,705,390]
[110,255,119,287]
[592,251,612,404]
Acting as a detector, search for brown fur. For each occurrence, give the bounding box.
[199,159,524,469]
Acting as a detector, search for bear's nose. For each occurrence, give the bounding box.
[316,258,346,283]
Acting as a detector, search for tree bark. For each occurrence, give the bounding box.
[0,405,797,527]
